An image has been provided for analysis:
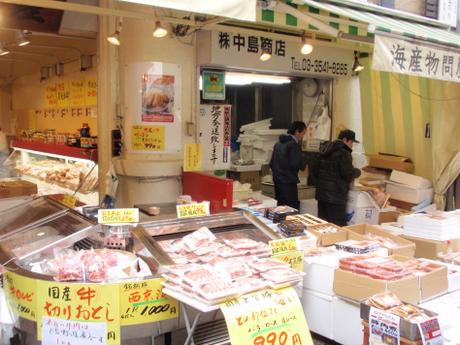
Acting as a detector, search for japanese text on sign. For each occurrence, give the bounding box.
[37,281,120,345]
[98,208,139,225]
[210,105,222,165]
[184,143,202,172]
[177,202,210,219]
[131,125,165,151]
[269,238,299,255]
[417,317,443,345]
[220,287,313,345]
[272,251,304,272]
[71,80,86,107]
[374,34,460,83]
[45,83,58,108]
[369,307,400,345]
[42,317,107,345]
[3,271,37,321]
[62,194,77,209]
[218,31,287,57]
[119,279,179,326]
[86,76,98,106]
[56,81,71,108]
[202,70,225,100]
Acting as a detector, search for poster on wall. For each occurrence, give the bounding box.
[141,74,175,122]
[197,104,231,170]
[202,70,225,100]
[125,62,182,154]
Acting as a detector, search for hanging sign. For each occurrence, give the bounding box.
[220,287,314,345]
[202,70,225,100]
[119,279,179,326]
[42,317,107,345]
[197,30,353,78]
[369,307,400,345]
[45,83,58,108]
[176,201,210,219]
[184,143,202,171]
[36,281,120,344]
[131,125,165,151]
[98,208,139,224]
[197,104,231,170]
[85,76,98,106]
[3,271,37,321]
[373,34,460,83]
[417,317,443,345]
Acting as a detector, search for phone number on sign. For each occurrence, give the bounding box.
[291,57,349,76]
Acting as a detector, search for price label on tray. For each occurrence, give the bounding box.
[220,287,313,345]
[269,238,299,255]
[98,208,139,224]
[62,194,77,208]
[417,317,443,345]
[369,307,400,345]
[176,202,210,219]
[272,251,304,272]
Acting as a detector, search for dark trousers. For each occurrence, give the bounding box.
[274,182,299,210]
[318,201,347,226]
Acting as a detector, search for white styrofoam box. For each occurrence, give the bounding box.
[332,297,362,345]
[302,289,334,340]
[386,182,434,204]
[346,190,379,225]
[300,199,317,216]
[390,170,432,189]
[402,213,460,241]
[419,259,460,293]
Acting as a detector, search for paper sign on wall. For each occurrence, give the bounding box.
[45,83,58,108]
[202,70,225,100]
[131,125,165,151]
[369,307,400,345]
[42,317,107,345]
[3,271,37,321]
[71,80,86,107]
[56,81,71,108]
[98,208,139,224]
[119,279,179,326]
[85,76,98,106]
[220,287,313,345]
[184,143,202,171]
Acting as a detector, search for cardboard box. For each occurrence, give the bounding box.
[378,210,403,224]
[386,182,434,204]
[400,235,460,260]
[227,170,261,191]
[390,170,432,189]
[307,224,364,246]
[0,180,37,199]
[333,268,420,305]
[388,198,417,211]
[367,153,414,173]
[302,289,334,339]
[345,223,416,257]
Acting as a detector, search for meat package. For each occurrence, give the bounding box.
[277,219,306,237]
[264,206,298,223]
[335,240,380,254]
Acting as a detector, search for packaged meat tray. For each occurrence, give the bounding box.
[264,206,298,223]
[234,276,267,294]
[260,267,305,284]
[277,219,306,237]
[214,260,253,280]
[335,240,380,254]
[195,280,239,301]
[182,227,216,252]
[224,238,260,250]
[248,258,290,272]
[182,266,223,286]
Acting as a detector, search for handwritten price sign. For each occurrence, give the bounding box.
[62,194,77,209]
[220,288,313,345]
[272,251,304,272]
[131,125,165,151]
[3,271,37,321]
[119,279,179,325]
[42,317,107,345]
[176,202,210,219]
[269,238,299,255]
[98,208,139,225]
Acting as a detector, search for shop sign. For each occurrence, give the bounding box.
[177,201,210,219]
[369,307,400,345]
[438,0,458,27]
[197,104,231,170]
[98,208,139,224]
[62,193,77,208]
[42,317,107,345]
[131,125,166,151]
[199,31,353,78]
[119,278,179,325]
[417,317,443,345]
[36,281,120,345]
[3,271,37,321]
[202,70,225,100]
[373,34,460,83]
[184,143,202,171]
[220,287,314,345]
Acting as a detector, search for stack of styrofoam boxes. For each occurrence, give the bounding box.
[302,252,363,345]
[385,170,434,209]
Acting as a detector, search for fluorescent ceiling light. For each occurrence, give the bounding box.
[226,72,291,85]
[17,31,31,47]
[0,44,10,56]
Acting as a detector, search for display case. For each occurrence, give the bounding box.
[4,139,99,205]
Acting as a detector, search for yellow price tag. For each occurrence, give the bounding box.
[98,208,139,224]
[269,238,299,255]
[184,143,202,172]
[62,194,77,208]
[3,271,37,321]
[220,288,314,345]
[272,250,304,272]
[176,202,210,219]
[119,278,179,325]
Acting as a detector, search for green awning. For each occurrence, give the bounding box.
[301,0,460,48]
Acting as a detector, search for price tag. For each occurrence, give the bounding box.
[269,238,299,255]
[418,317,443,345]
[272,250,304,272]
[220,287,313,345]
[176,202,210,219]
[98,208,139,225]
[184,143,202,172]
[3,271,37,321]
[62,194,77,208]
[369,307,400,345]
[119,278,179,326]
[42,317,107,345]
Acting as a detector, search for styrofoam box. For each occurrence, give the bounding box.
[332,297,362,345]
[346,190,379,225]
[386,182,434,204]
[302,289,334,340]
[390,170,432,189]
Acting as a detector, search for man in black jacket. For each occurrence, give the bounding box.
[270,121,307,210]
[313,129,361,226]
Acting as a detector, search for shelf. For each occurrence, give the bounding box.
[11,139,98,163]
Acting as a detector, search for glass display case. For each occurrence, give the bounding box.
[3,140,99,205]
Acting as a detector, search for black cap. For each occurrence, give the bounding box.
[338,129,360,143]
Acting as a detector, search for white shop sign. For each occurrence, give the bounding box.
[439,0,458,27]
[197,31,354,78]
[373,34,460,83]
